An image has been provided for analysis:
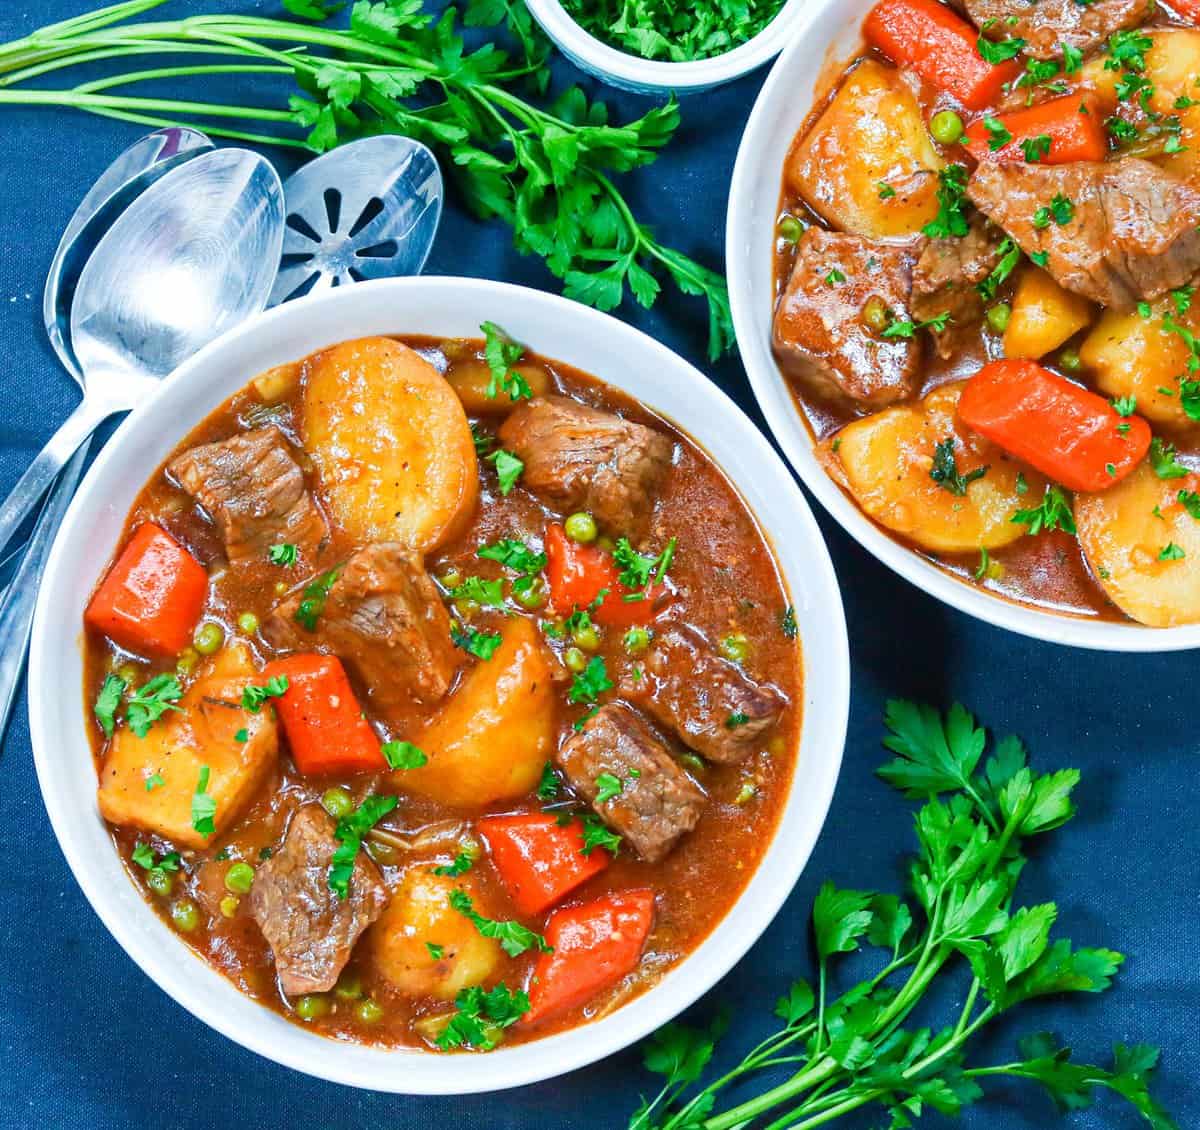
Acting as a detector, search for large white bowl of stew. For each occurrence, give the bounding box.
[29,277,849,1092]
[729,0,1200,649]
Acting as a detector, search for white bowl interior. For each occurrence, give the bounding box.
[726,0,1200,652]
[30,277,850,1093]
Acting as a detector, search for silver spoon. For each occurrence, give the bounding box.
[0,148,283,557]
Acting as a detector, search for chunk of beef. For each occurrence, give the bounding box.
[248,805,389,996]
[773,228,921,409]
[968,158,1200,311]
[497,396,674,538]
[625,624,787,764]
[264,543,459,716]
[913,215,1006,359]
[555,703,705,863]
[966,0,1153,61]
[168,426,327,565]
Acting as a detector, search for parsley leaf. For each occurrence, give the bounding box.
[477,538,545,576]
[449,889,551,956]
[191,766,217,838]
[1177,489,1200,519]
[126,674,183,738]
[977,237,1022,302]
[241,674,288,713]
[537,761,560,801]
[977,34,1025,64]
[594,771,624,803]
[569,656,613,704]
[983,116,1014,151]
[434,852,475,877]
[446,575,506,607]
[294,565,341,631]
[329,794,398,899]
[1020,134,1052,163]
[435,983,529,1050]
[381,740,427,769]
[1150,437,1189,479]
[487,448,524,496]
[93,674,126,739]
[930,437,987,497]
[781,605,797,639]
[451,626,503,660]
[480,320,531,401]
[922,164,970,240]
[579,813,621,856]
[1011,485,1077,536]
[268,543,298,566]
[1159,542,1186,561]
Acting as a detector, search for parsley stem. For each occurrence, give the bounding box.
[0,86,295,122]
[955,976,982,1038]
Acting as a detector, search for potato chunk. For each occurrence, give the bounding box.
[1004,268,1094,360]
[1080,298,1200,430]
[367,866,502,1000]
[302,337,478,552]
[395,617,554,808]
[97,646,277,848]
[445,358,551,415]
[821,382,1045,553]
[1076,464,1200,626]
[787,60,943,239]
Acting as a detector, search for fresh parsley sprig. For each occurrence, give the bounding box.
[629,702,1175,1130]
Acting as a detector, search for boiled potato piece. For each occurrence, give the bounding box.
[445,359,551,415]
[97,645,278,848]
[787,59,943,239]
[367,866,502,1000]
[821,382,1047,553]
[1080,299,1200,429]
[396,617,554,807]
[302,337,478,552]
[1076,463,1200,626]
[1004,268,1093,360]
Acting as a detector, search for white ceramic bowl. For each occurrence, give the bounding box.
[526,0,807,94]
[727,0,1200,652]
[30,277,850,1093]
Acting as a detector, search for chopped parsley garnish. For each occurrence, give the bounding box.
[976,34,1025,65]
[294,565,341,631]
[1105,28,1153,76]
[882,311,951,339]
[477,538,546,576]
[1159,542,1186,561]
[447,575,506,607]
[480,320,531,401]
[381,740,427,769]
[568,655,613,704]
[877,182,896,200]
[1177,490,1200,519]
[470,422,494,457]
[487,448,524,495]
[1020,134,1052,163]
[824,268,846,287]
[93,674,126,739]
[922,165,970,240]
[1062,43,1083,75]
[1011,485,1076,536]
[579,813,622,857]
[1033,193,1074,229]
[1181,380,1200,422]
[451,626,503,660]
[126,674,183,738]
[1107,115,1140,143]
[1172,286,1196,316]
[1030,250,1050,268]
[132,843,181,875]
[234,728,248,743]
[977,238,1021,301]
[613,536,676,590]
[1150,437,1189,479]
[241,674,288,713]
[537,761,560,801]
[983,116,1013,151]
[725,712,750,729]
[1111,395,1137,417]
[781,605,797,640]
[449,889,551,956]
[268,543,298,566]
[974,546,991,581]
[329,794,398,899]
[930,437,987,497]
[192,766,217,838]
[144,771,165,791]
[426,942,445,960]
[434,852,475,877]
[594,772,624,803]
[435,983,530,1051]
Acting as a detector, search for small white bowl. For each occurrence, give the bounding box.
[727,0,1200,652]
[30,277,850,1093]
[526,0,807,94]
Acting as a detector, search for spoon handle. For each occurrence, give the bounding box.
[0,395,108,557]
[0,442,89,744]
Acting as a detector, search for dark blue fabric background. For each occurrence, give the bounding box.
[0,3,1195,1127]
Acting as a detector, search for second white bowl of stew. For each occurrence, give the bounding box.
[29,277,849,1092]
[730,0,1200,649]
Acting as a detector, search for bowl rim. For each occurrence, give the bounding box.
[524,0,809,91]
[29,275,851,1093]
[726,1,1200,653]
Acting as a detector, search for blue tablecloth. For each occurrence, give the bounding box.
[0,3,1195,1128]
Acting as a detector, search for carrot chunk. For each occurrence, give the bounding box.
[479,813,609,916]
[85,522,208,657]
[958,360,1151,492]
[544,524,662,629]
[522,889,655,1026]
[262,654,385,775]
[963,94,1108,166]
[864,0,1021,111]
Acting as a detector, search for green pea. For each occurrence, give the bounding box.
[219,895,240,919]
[175,646,199,676]
[930,109,964,146]
[439,568,463,590]
[623,627,650,656]
[322,787,354,819]
[171,899,199,933]
[146,869,173,897]
[719,633,749,664]
[454,598,480,619]
[295,994,330,1021]
[570,621,600,651]
[458,837,482,862]
[986,303,1011,334]
[237,611,259,635]
[514,577,546,610]
[777,215,805,244]
[564,512,598,544]
[224,861,255,894]
[564,646,588,673]
[595,535,615,554]
[861,296,889,335]
[116,662,139,686]
[193,621,225,656]
[356,998,385,1024]
[1059,348,1082,372]
[335,973,364,1000]
[734,781,758,805]
[274,580,289,597]
[680,752,706,773]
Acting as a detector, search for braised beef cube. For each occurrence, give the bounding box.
[248,805,389,996]
[264,542,459,717]
[627,624,787,765]
[967,158,1200,311]
[168,426,327,565]
[497,396,674,538]
[913,214,1006,359]
[773,229,921,409]
[966,0,1153,61]
[555,703,705,863]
